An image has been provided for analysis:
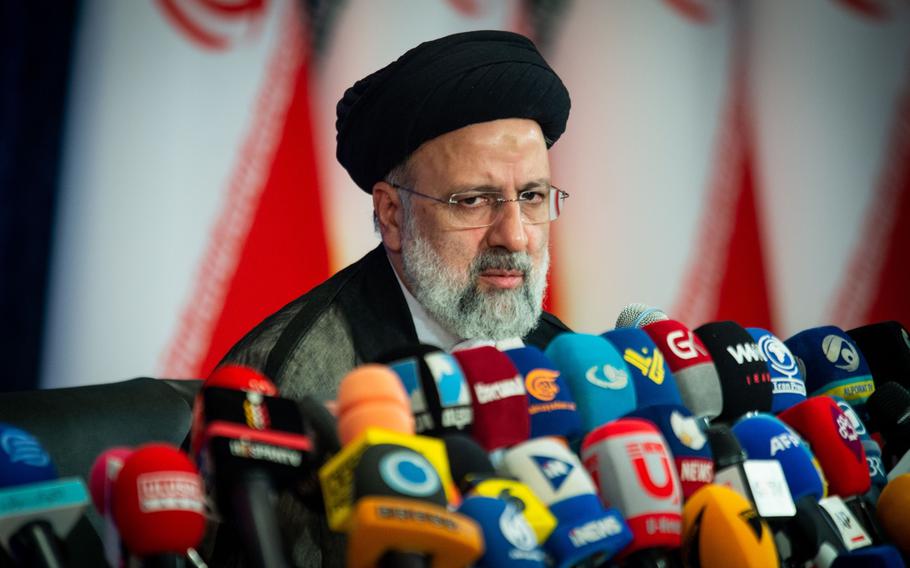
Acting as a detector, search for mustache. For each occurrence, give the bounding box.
[470,248,534,275]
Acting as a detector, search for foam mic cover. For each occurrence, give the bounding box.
[643,319,723,419]
[544,333,637,431]
[731,414,826,501]
[682,484,779,568]
[443,433,495,491]
[693,321,772,422]
[778,397,870,497]
[0,424,57,488]
[747,327,807,413]
[457,496,548,567]
[503,346,583,441]
[378,343,474,437]
[626,404,713,499]
[876,474,910,555]
[453,346,530,451]
[501,437,633,566]
[111,443,206,557]
[581,418,683,554]
[337,364,415,445]
[865,382,910,464]
[353,443,448,506]
[832,397,888,490]
[785,326,875,420]
[602,328,684,409]
[89,447,133,568]
[464,477,557,546]
[830,545,907,568]
[848,321,910,391]
[706,424,747,470]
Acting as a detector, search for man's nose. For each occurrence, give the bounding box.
[485,201,527,252]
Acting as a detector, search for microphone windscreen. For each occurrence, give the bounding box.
[204,364,279,394]
[457,496,548,567]
[0,424,58,488]
[731,414,826,501]
[644,319,723,419]
[626,405,714,499]
[830,545,907,568]
[504,346,583,440]
[706,424,747,469]
[746,328,806,412]
[615,303,669,329]
[832,397,888,489]
[443,433,495,489]
[89,447,132,514]
[876,474,910,555]
[785,326,875,419]
[847,321,910,391]
[778,396,870,497]
[865,381,910,457]
[602,328,684,409]
[337,364,415,445]
[353,443,447,506]
[380,344,474,437]
[111,443,206,556]
[693,321,773,422]
[581,418,683,552]
[682,484,779,568]
[545,333,637,431]
[453,346,530,451]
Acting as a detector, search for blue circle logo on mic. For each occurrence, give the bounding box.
[757,334,799,378]
[0,428,51,468]
[378,450,441,497]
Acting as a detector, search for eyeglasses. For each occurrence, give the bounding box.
[388,183,569,229]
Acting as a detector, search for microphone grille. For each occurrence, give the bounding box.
[615,303,669,329]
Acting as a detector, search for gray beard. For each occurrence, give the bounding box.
[400,229,549,341]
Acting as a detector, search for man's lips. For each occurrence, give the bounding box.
[479,269,525,289]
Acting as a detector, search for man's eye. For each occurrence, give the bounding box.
[518,190,546,204]
[454,194,493,208]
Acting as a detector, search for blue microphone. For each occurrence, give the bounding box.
[830,545,907,567]
[731,414,826,502]
[0,424,89,566]
[747,327,807,413]
[785,326,875,421]
[602,328,683,409]
[505,346,583,441]
[457,495,548,567]
[545,333,636,432]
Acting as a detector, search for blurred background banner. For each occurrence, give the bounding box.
[0,0,907,391]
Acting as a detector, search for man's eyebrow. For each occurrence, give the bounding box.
[449,178,550,194]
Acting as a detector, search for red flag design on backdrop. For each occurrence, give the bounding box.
[161,2,329,378]
[673,27,775,332]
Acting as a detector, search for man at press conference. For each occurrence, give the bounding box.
[222,29,573,402]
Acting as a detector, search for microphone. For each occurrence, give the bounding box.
[0,424,89,567]
[625,404,714,499]
[785,326,876,422]
[681,484,779,568]
[692,321,772,422]
[378,344,473,437]
[89,447,133,568]
[580,418,683,561]
[544,333,637,432]
[831,397,888,492]
[457,496,548,566]
[601,328,684,409]
[642,319,724,420]
[865,382,910,475]
[503,346,584,441]
[847,321,910,392]
[876,474,910,556]
[829,545,907,567]
[347,443,483,567]
[502,437,633,566]
[337,364,415,445]
[615,303,670,329]
[111,443,206,565]
[746,327,807,413]
[452,346,530,452]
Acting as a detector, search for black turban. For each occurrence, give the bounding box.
[336,30,571,193]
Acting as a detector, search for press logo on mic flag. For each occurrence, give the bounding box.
[426,352,470,408]
[525,369,561,402]
[757,335,804,394]
[726,343,768,366]
[585,365,628,389]
[665,329,708,361]
[473,375,525,404]
[822,335,860,372]
[378,450,441,498]
[389,358,427,414]
[624,347,666,385]
[627,440,680,503]
[785,326,875,410]
[531,455,575,492]
[499,502,539,553]
[242,392,270,430]
[670,411,707,451]
[136,472,204,513]
[0,428,52,468]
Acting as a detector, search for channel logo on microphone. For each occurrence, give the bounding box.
[531,455,575,492]
[378,450,442,498]
[525,369,561,402]
[425,352,470,407]
[585,365,628,389]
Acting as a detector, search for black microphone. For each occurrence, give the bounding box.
[866,382,910,477]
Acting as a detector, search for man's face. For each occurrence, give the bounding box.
[392,118,552,339]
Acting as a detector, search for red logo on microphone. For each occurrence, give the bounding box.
[626,441,678,502]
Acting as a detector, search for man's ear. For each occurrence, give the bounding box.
[372,181,403,252]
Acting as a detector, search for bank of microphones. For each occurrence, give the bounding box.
[7,312,910,567]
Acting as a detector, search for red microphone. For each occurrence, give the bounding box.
[111,443,207,564]
[453,346,530,453]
